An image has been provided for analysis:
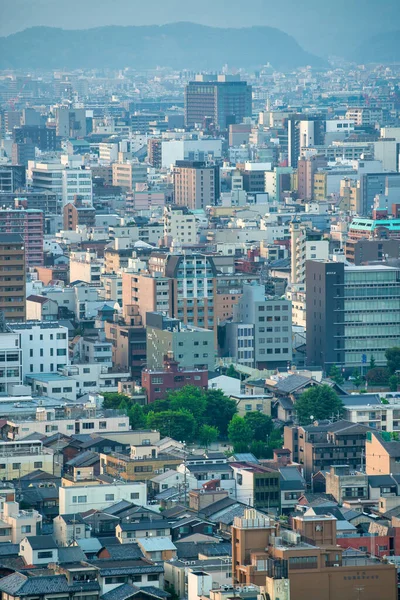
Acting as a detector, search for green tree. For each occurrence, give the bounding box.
[102,392,131,409]
[119,399,129,412]
[228,415,252,449]
[244,412,274,442]
[386,347,400,375]
[389,375,399,393]
[366,367,390,385]
[226,364,241,380]
[168,386,207,422]
[369,355,376,371]
[142,399,170,414]
[146,410,196,443]
[328,364,344,385]
[199,424,219,449]
[295,385,344,425]
[352,369,362,389]
[204,389,237,437]
[128,403,146,429]
[249,440,270,459]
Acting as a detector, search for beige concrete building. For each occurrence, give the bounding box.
[122,272,171,324]
[366,431,400,475]
[173,161,217,210]
[163,205,197,245]
[0,500,42,543]
[112,159,147,191]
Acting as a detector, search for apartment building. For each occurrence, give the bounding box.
[0,234,26,322]
[63,197,96,231]
[0,326,23,393]
[59,480,146,514]
[306,261,400,372]
[10,321,68,378]
[31,162,92,206]
[104,305,146,378]
[122,272,171,324]
[163,205,197,245]
[230,462,281,512]
[100,446,181,482]
[231,508,397,600]
[5,406,130,440]
[0,209,43,266]
[148,252,217,332]
[112,159,147,191]
[284,420,371,481]
[146,313,214,371]
[0,439,55,481]
[142,354,208,403]
[173,161,218,210]
[232,283,293,369]
[0,500,42,543]
[69,251,103,285]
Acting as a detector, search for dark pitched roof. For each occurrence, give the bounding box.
[24,535,57,550]
[94,560,164,577]
[199,497,237,517]
[119,520,168,532]
[58,546,86,563]
[99,544,144,561]
[0,574,69,596]
[274,374,313,394]
[102,584,170,600]
[0,543,19,557]
[65,451,100,467]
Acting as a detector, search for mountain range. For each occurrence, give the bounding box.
[0,23,327,71]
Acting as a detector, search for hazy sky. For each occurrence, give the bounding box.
[1,0,399,55]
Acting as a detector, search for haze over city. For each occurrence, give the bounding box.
[0,1,400,600]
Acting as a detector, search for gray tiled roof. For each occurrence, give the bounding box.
[275,375,312,393]
[24,535,57,550]
[102,583,170,600]
[0,574,69,596]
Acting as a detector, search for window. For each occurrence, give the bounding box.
[105,494,114,501]
[77,496,87,503]
[82,422,94,430]
[34,462,42,469]
[21,525,31,533]
[148,575,159,582]
[57,349,67,356]
[130,492,140,500]
[12,463,21,470]
[83,368,90,374]
[38,551,53,559]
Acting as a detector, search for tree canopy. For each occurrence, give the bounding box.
[146,409,196,443]
[228,415,252,450]
[244,412,274,442]
[295,385,344,425]
[386,347,400,375]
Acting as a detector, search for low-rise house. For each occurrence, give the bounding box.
[93,559,164,594]
[116,520,171,544]
[53,513,91,546]
[137,537,177,561]
[19,535,58,566]
[100,447,182,483]
[0,500,42,543]
[0,572,100,600]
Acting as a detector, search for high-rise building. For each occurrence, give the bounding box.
[0,209,43,267]
[112,159,147,191]
[13,126,57,151]
[287,115,325,168]
[173,160,218,209]
[148,251,217,333]
[229,283,293,369]
[147,138,162,169]
[30,162,92,206]
[184,75,252,130]
[0,234,26,322]
[306,260,400,372]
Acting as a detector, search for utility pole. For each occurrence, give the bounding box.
[183,441,188,506]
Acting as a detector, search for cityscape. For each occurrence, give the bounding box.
[0,3,400,599]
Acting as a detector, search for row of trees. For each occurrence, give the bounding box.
[102,386,283,458]
[328,347,400,392]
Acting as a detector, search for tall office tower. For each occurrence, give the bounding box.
[0,234,26,322]
[287,114,325,168]
[0,209,44,267]
[297,155,327,200]
[184,75,252,130]
[306,260,400,373]
[173,161,218,209]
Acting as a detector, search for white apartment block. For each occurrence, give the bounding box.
[62,168,93,206]
[0,440,54,481]
[163,206,197,245]
[161,139,222,169]
[59,481,147,514]
[10,322,69,378]
[6,408,130,440]
[69,251,104,285]
[60,364,131,397]
[29,162,92,206]
[0,331,22,394]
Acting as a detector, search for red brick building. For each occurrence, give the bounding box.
[142,355,208,403]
